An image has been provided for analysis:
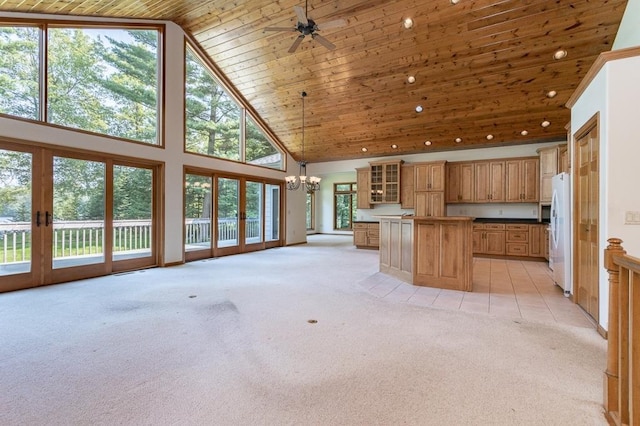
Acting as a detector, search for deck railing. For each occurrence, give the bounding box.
[0,217,260,264]
[604,238,640,426]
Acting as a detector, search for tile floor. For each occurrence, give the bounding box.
[360,257,597,329]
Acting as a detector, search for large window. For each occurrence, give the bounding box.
[334,183,357,230]
[0,24,160,144]
[306,192,315,231]
[185,45,284,170]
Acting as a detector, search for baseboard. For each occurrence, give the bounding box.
[597,323,608,339]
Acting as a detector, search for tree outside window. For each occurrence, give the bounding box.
[306,192,314,231]
[334,183,357,230]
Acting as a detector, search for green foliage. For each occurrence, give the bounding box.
[0,26,40,119]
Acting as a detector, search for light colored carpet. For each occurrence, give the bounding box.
[0,234,607,425]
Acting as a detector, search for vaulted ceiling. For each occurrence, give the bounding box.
[0,0,628,163]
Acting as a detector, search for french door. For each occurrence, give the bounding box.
[0,141,160,292]
[184,170,282,261]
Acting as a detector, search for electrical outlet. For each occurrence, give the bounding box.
[498,209,503,215]
[532,208,537,215]
[625,211,640,224]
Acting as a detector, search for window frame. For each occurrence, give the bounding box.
[333,182,357,231]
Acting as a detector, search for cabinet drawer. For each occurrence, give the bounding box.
[473,224,485,230]
[353,223,368,229]
[368,230,380,238]
[484,223,506,230]
[506,231,528,242]
[506,224,529,231]
[506,243,528,256]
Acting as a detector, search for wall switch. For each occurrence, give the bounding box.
[625,211,640,224]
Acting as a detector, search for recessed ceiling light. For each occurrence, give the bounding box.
[455,137,462,143]
[361,147,368,152]
[541,120,551,127]
[403,18,413,29]
[415,105,423,113]
[521,130,529,136]
[486,134,494,140]
[547,90,557,98]
[424,141,432,146]
[407,75,416,84]
[391,144,398,149]
[451,0,460,4]
[553,49,567,60]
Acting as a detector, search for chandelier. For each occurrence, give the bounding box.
[285,91,321,192]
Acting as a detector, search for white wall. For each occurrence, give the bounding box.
[307,142,562,234]
[613,0,640,49]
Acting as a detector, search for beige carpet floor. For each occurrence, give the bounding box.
[0,234,607,425]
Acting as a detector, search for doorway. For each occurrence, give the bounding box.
[0,141,161,292]
[573,116,599,321]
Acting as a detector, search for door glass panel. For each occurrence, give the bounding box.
[0,149,32,276]
[265,184,280,242]
[113,165,153,260]
[185,174,212,252]
[217,177,239,248]
[245,181,263,245]
[52,157,105,269]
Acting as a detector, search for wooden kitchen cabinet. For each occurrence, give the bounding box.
[446,162,474,203]
[528,224,547,258]
[505,224,529,256]
[505,158,539,203]
[474,161,505,203]
[356,167,372,209]
[400,164,415,209]
[538,147,558,204]
[558,144,569,173]
[414,161,445,192]
[353,222,379,249]
[370,161,401,204]
[472,223,506,255]
[415,191,444,217]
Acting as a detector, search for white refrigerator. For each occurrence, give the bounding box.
[550,172,571,295]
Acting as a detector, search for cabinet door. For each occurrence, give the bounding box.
[401,165,415,208]
[474,162,490,202]
[446,163,461,203]
[429,163,445,191]
[370,164,383,203]
[472,229,484,253]
[414,164,429,191]
[489,161,505,202]
[529,225,543,257]
[485,231,505,255]
[521,158,539,202]
[539,148,558,204]
[354,229,367,246]
[383,163,400,203]
[356,168,371,209]
[415,191,444,217]
[459,163,474,203]
[505,160,522,202]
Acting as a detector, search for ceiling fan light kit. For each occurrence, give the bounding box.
[263,1,346,53]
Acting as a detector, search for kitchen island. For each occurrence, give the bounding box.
[377,216,474,291]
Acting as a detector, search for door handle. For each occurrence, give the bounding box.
[36,211,41,227]
[45,211,51,227]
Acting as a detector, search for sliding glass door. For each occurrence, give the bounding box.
[0,141,160,292]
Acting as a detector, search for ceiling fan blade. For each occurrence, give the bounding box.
[288,35,305,53]
[294,5,308,26]
[263,26,296,32]
[312,33,336,50]
[316,18,346,31]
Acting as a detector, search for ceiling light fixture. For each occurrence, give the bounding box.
[486,134,494,140]
[285,91,321,193]
[451,0,460,4]
[407,75,416,84]
[415,105,423,113]
[455,137,462,143]
[403,18,414,29]
[547,90,557,98]
[553,49,567,60]
[361,147,368,152]
[521,130,529,136]
[391,144,398,149]
[424,141,432,146]
[541,120,551,127]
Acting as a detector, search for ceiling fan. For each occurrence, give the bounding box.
[263,1,346,53]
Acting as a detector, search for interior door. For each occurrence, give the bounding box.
[574,122,599,321]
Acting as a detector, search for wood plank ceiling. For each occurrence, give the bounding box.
[0,0,628,163]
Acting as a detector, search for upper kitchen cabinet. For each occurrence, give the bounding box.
[446,162,474,203]
[414,161,445,192]
[370,161,402,204]
[400,164,415,209]
[474,161,505,203]
[538,147,558,204]
[505,158,539,203]
[356,167,372,209]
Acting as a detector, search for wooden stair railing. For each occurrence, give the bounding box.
[604,238,640,425]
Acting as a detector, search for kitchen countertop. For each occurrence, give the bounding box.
[353,220,379,224]
[473,218,550,224]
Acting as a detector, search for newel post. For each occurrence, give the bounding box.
[603,237,625,418]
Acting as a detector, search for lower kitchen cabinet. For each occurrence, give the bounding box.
[353,222,379,249]
[472,223,505,255]
[506,224,529,256]
[474,222,548,259]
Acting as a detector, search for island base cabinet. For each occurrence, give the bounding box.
[379,218,413,283]
[413,220,473,291]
